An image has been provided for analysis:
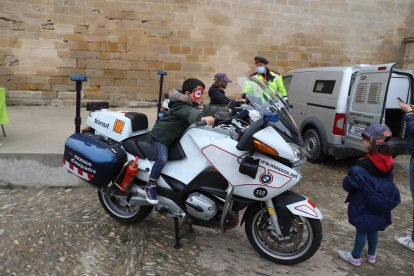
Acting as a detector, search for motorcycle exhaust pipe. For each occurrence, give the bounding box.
[128,187,153,206]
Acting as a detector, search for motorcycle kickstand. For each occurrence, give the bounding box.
[172,217,193,249]
[173,217,182,249]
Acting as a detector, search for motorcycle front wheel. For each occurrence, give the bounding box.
[97,187,153,224]
[244,204,322,265]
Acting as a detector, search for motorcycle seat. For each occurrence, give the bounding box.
[122,133,186,161]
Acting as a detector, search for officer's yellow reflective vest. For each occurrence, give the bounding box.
[242,70,287,97]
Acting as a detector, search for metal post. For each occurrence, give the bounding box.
[220,185,234,234]
[70,75,87,133]
[75,81,81,133]
[157,71,167,115]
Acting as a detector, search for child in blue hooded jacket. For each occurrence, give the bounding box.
[338,123,401,266]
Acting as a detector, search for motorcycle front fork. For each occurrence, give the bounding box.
[265,199,285,241]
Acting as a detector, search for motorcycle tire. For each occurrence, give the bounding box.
[97,190,153,225]
[244,204,322,265]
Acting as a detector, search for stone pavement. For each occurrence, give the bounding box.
[1,155,414,275]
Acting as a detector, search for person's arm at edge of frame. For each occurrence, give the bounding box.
[400,102,414,137]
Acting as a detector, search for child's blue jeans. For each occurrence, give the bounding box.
[149,138,169,181]
[352,229,378,258]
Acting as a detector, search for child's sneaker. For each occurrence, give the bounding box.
[394,235,414,252]
[338,250,361,266]
[145,184,158,204]
[366,252,376,264]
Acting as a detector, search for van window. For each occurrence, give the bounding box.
[313,80,336,94]
[282,76,292,93]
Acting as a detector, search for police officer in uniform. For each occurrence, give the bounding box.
[242,56,288,102]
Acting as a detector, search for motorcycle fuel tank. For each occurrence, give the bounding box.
[63,133,127,188]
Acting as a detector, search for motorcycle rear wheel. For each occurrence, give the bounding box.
[97,189,153,224]
[244,205,322,265]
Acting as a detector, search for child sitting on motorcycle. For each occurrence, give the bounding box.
[338,123,401,266]
[147,78,229,204]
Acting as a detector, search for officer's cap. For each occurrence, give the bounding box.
[254,56,269,64]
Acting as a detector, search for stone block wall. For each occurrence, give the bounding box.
[0,0,414,106]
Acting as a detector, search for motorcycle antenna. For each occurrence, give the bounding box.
[70,75,87,133]
[157,71,167,115]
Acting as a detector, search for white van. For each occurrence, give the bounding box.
[283,63,413,163]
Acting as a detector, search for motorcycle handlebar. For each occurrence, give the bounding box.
[196,120,208,127]
[196,115,219,127]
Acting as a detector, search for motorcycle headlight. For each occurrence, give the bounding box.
[288,142,306,167]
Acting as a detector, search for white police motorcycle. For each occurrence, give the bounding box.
[64,76,322,265]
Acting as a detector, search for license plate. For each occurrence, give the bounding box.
[349,125,365,135]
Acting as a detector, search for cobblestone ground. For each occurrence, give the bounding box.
[1,155,414,275]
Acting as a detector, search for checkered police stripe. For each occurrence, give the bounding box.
[63,159,93,181]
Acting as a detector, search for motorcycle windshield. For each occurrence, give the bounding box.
[239,77,303,143]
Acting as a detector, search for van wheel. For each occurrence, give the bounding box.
[303,129,326,163]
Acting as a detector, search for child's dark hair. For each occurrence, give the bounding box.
[182,78,205,94]
[362,135,393,156]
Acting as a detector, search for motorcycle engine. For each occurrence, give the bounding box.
[185,193,217,220]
